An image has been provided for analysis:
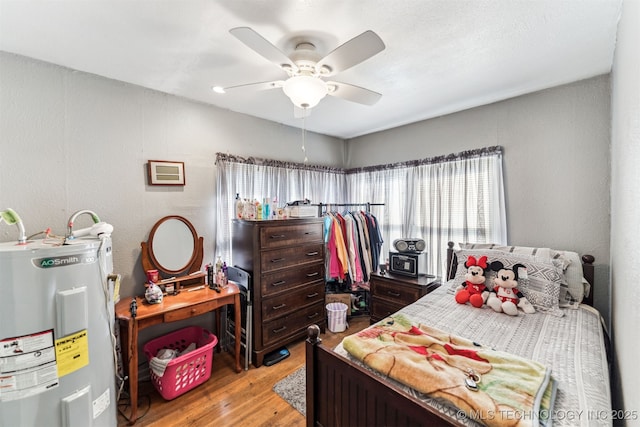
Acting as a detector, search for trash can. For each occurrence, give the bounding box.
[326,302,349,333]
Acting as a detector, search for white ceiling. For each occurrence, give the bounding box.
[0,0,622,139]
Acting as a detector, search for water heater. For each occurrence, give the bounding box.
[0,237,117,426]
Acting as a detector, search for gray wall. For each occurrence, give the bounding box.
[346,76,612,318]
[610,0,639,421]
[1,46,624,409]
[0,53,611,303]
[0,52,345,299]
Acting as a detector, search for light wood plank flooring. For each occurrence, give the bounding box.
[117,317,370,427]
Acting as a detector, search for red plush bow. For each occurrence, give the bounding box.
[466,255,488,269]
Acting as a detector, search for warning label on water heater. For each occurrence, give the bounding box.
[54,330,89,377]
[0,330,59,402]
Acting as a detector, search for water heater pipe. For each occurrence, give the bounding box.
[0,208,27,244]
[66,209,101,238]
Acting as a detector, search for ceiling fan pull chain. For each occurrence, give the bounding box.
[302,113,308,164]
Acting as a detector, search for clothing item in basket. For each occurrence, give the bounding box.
[149,342,196,377]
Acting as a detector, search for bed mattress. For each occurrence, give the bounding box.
[334,282,612,426]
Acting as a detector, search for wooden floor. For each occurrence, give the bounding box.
[117,317,370,427]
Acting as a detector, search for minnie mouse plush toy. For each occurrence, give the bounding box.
[487,261,535,316]
[455,255,489,308]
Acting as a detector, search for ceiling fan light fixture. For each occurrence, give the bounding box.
[283,75,328,109]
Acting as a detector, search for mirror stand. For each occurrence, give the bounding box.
[141,215,206,291]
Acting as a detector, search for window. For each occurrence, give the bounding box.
[215,154,346,263]
[215,147,506,277]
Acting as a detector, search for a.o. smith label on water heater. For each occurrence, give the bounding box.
[0,330,59,402]
[32,253,97,269]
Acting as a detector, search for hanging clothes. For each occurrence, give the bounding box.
[364,211,384,272]
[344,214,362,283]
[324,208,383,288]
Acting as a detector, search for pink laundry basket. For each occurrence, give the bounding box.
[143,326,218,400]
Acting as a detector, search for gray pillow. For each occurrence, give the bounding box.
[454,249,565,317]
[459,243,587,306]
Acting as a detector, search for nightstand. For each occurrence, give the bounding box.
[369,271,441,324]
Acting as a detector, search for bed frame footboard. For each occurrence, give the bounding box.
[305,325,463,427]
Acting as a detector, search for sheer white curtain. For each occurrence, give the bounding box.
[346,147,506,277]
[215,154,346,263]
[216,147,506,277]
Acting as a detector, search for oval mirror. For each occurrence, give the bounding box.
[147,216,198,275]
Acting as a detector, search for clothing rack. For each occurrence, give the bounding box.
[321,202,385,317]
[315,202,385,217]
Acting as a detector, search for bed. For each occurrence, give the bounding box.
[305,242,612,427]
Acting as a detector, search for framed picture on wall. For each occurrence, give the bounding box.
[147,160,185,186]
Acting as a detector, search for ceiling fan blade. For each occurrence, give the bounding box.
[327,81,382,105]
[229,27,297,73]
[316,31,385,76]
[220,80,284,92]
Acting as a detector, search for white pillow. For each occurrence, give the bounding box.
[459,242,553,259]
[550,250,586,305]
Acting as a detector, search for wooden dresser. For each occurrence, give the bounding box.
[232,218,326,367]
[369,271,441,324]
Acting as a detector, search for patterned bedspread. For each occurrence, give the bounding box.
[334,282,612,427]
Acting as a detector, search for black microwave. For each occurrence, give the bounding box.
[389,251,426,278]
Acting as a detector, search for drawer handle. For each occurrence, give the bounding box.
[270,257,285,263]
[306,272,319,277]
[270,234,286,239]
[306,251,319,256]
[308,312,319,319]
[273,326,287,334]
[272,303,287,310]
[387,291,401,297]
[271,280,286,287]
[307,292,319,298]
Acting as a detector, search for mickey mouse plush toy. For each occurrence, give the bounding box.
[455,255,489,308]
[487,261,535,316]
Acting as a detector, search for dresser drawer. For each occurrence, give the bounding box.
[372,279,421,305]
[164,300,215,322]
[262,282,324,321]
[262,301,324,346]
[261,263,324,297]
[259,222,323,249]
[370,297,404,322]
[260,243,324,273]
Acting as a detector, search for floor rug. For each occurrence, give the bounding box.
[272,366,306,416]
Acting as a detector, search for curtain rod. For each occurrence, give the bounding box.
[216,146,502,174]
[315,202,385,216]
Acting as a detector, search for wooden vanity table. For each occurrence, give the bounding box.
[115,284,241,424]
[117,215,242,424]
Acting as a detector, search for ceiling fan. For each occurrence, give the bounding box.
[214,27,386,115]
